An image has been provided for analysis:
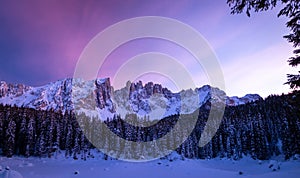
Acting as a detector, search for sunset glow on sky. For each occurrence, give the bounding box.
[0,0,296,97]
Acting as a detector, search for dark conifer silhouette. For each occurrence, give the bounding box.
[227,0,300,90]
[0,92,299,160]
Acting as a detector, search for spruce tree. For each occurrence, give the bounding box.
[5,118,16,157]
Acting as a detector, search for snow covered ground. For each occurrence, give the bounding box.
[1,155,300,178]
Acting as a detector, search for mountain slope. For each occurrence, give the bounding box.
[0,78,262,120]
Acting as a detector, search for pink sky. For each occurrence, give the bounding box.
[0,0,295,97]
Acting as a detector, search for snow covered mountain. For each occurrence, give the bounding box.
[0,78,262,120]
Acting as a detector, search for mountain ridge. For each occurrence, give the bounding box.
[0,78,262,120]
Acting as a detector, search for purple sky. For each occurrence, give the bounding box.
[0,0,296,97]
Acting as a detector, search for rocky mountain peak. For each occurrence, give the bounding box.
[0,78,262,120]
[94,78,115,112]
[0,81,31,98]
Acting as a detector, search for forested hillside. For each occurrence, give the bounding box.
[0,92,299,160]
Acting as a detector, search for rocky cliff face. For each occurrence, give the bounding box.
[0,78,262,120]
[0,81,31,98]
[94,78,115,112]
[113,81,261,120]
[226,94,262,106]
[0,79,73,111]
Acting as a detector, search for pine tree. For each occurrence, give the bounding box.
[17,115,27,155]
[25,117,35,157]
[46,112,55,158]
[65,113,74,158]
[53,113,61,158]
[5,118,16,157]
[0,110,4,151]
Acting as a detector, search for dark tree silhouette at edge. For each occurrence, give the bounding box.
[227,0,300,90]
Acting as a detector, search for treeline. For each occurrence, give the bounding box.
[180,92,300,160]
[0,92,299,160]
[0,106,92,159]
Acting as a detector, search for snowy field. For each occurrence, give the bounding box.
[1,155,300,178]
